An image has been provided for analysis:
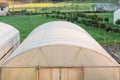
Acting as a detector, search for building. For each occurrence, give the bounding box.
[94,3,120,12]
[0,2,9,16]
[114,8,120,24]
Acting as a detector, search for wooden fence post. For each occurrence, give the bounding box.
[114,39,117,55]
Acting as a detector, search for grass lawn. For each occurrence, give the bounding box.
[0,14,119,45]
[0,15,59,42]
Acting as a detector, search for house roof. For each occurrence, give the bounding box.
[0,2,8,8]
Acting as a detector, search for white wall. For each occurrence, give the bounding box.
[0,7,8,16]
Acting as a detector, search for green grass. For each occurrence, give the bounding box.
[0,15,59,42]
[0,14,119,45]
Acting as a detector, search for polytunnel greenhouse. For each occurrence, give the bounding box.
[0,22,20,65]
[114,8,120,24]
[0,21,120,80]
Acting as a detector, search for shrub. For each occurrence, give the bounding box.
[97,16,103,21]
[115,19,120,25]
[81,18,87,24]
[105,26,113,33]
[85,19,92,26]
[76,13,82,17]
[90,14,98,20]
[46,14,50,17]
[113,27,120,33]
[63,16,66,19]
[55,15,59,18]
[59,16,64,19]
[51,15,55,18]
[21,9,27,13]
[73,16,79,22]
[52,10,56,13]
[76,20,81,24]
[104,17,109,23]
[79,13,86,18]
[66,17,72,21]
[93,21,100,28]
[100,23,107,29]
[56,11,60,15]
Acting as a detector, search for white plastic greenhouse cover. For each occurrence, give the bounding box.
[2,21,119,67]
[0,22,20,65]
[114,8,120,24]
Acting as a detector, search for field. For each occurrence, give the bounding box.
[1,2,120,45]
[9,2,94,13]
[0,13,120,45]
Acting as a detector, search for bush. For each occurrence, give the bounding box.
[76,20,81,24]
[97,16,103,21]
[115,19,120,25]
[81,18,87,24]
[100,23,107,29]
[113,27,120,33]
[66,17,72,21]
[59,16,64,19]
[79,13,86,18]
[105,26,113,33]
[104,17,109,23]
[52,10,56,13]
[73,16,79,22]
[21,9,27,13]
[56,11,61,15]
[51,15,55,18]
[46,14,50,17]
[90,14,98,20]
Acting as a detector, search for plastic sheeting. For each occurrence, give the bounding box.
[1,21,119,80]
[2,21,118,67]
[0,22,20,64]
[114,8,120,24]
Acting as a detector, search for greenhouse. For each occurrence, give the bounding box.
[0,22,20,65]
[1,21,120,80]
[114,8,120,24]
